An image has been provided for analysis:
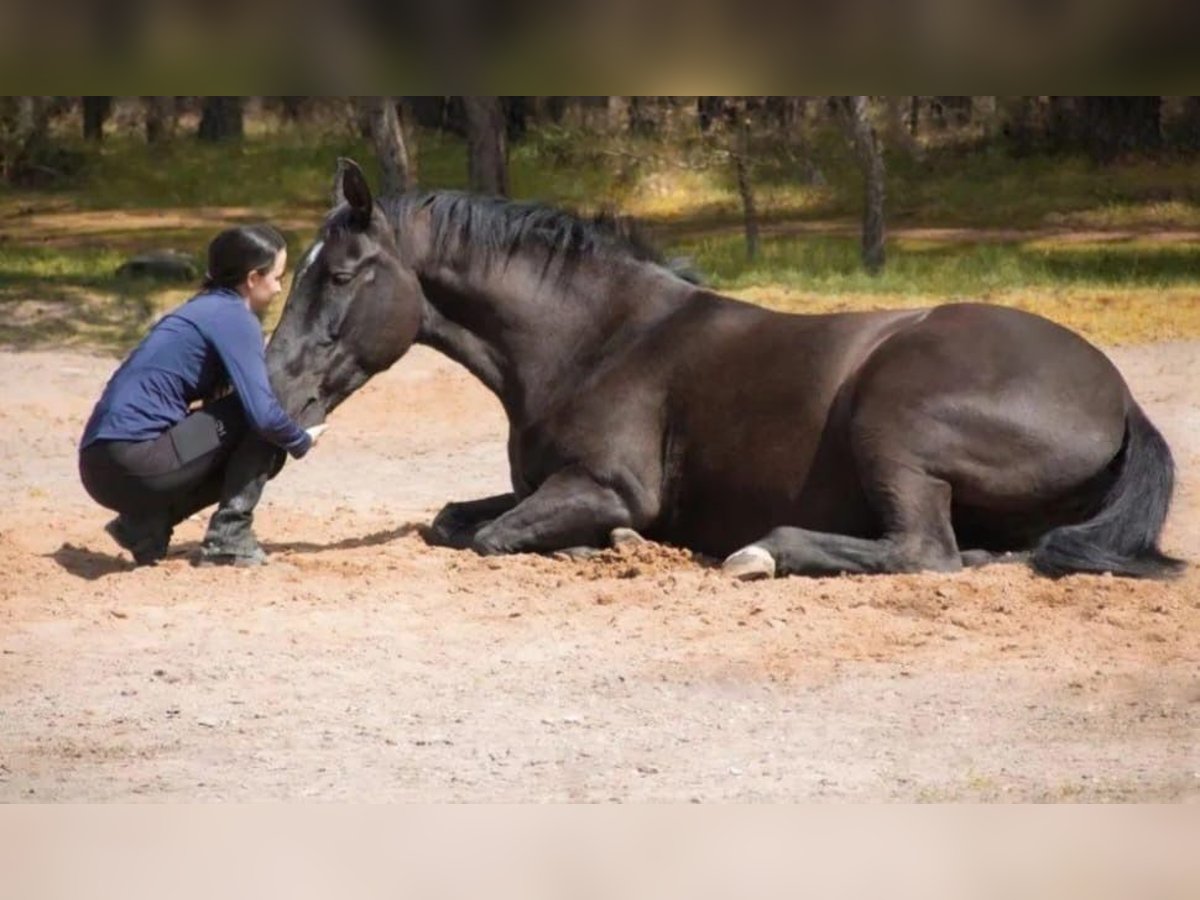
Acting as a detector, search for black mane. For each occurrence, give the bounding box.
[380,190,671,272]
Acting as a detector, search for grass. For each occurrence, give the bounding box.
[682,234,1200,295]
[3,122,1200,353]
[674,234,1200,345]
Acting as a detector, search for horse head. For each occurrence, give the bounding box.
[267,158,423,425]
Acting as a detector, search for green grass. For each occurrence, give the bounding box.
[0,243,128,284]
[0,242,177,349]
[679,233,1200,296]
[4,122,1200,353]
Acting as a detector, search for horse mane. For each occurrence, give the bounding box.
[379,190,699,281]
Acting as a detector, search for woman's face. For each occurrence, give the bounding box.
[242,248,287,316]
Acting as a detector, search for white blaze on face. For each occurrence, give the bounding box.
[295,240,325,284]
[268,240,324,348]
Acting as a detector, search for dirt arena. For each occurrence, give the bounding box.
[1,341,1197,801]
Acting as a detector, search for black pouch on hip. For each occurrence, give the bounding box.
[167,411,225,464]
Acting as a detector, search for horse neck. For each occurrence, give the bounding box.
[413,252,687,422]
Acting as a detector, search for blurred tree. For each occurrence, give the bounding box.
[606,96,629,132]
[883,96,922,160]
[1168,96,1200,151]
[197,97,244,142]
[694,97,762,261]
[504,97,528,141]
[1079,97,1162,161]
[406,96,467,135]
[276,96,309,123]
[628,97,658,135]
[143,96,177,144]
[999,96,1038,156]
[731,117,759,261]
[834,96,886,275]
[0,96,54,184]
[0,97,83,185]
[931,96,972,128]
[697,96,723,132]
[82,97,112,142]
[356,97,415,194]
[532,96,568,124]
[464,96,508,196]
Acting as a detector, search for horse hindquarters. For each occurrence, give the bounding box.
[1031,404,1184,579]
[725,304,1178,579]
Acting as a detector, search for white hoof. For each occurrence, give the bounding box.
[722,545,776,580]
[610,527,647,547]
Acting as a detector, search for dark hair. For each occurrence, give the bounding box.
[202,224,286,291]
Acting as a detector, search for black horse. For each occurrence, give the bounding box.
[244,159,1182,579]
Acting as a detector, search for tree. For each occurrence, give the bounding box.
[1079,97,1162,161]
[356,97,415,195]
[197,97,244,142]
[82,97,112,142]
[143,96,177,144]
[724,99,760,262]
[835,96,886,275]
[463,96,508,196]
[0,96,55,184]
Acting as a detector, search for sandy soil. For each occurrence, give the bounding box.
[0,341,1197,801]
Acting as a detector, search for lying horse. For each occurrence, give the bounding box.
[254,159,1181,579]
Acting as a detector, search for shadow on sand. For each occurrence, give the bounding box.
[261,522,427,556]
[48,542,134,579]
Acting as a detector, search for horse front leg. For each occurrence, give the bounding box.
[427,493,518,548]
[470,469,635,555]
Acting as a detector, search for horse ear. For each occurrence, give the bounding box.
[333,158,373,219]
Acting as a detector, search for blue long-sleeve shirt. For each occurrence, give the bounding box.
[80,289,311,458]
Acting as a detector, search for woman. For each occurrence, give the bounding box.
[79,224,325,567]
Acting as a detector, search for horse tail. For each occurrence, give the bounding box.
[1032,404,1185,579]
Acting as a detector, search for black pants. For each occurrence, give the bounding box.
[79,395,252,529]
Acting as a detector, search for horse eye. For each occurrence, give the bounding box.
[330,271,354,286]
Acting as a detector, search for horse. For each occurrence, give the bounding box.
[246,158,1182,580]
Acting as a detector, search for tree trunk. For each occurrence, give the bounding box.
[732,121,759,262]
[143,96,176,143]
[277,96,308,122]
[504,97,528,141]
[463,96,508,196]
[1000,96,1036,156]
[606,96,629,132]
[697,96,723,132]
[82,96,111,141]
[1173,96,1200,151]
[931,96,972,128]
[197,97,244,142]
[973,96,999,137]
[1,96,55,184]
[1046,96,1079,154]
[357,97,414,194]
[1079,97,1162,162]
[837,96,886,276]
[884,96,921,160]
[628,97,656,135]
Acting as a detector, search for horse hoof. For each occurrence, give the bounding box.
[426,514,475,549]
[610,527,646,547]
[722,545,776,580]
[554,546,601,561]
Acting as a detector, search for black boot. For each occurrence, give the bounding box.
[194,438,285,567]
[196,503,267,567]
[105,514,171,566]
